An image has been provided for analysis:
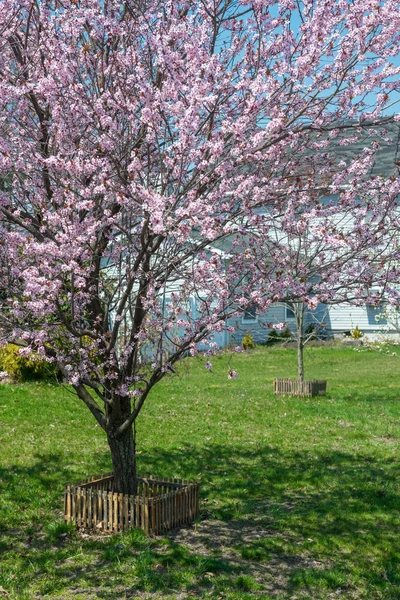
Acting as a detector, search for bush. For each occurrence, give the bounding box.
[279,327,293,340]
[305,323,318,340]
[0,344,58,382]
[351,326,363,340]
[266,329,280,345]
[266,327,293,345]
[242,331,255,349]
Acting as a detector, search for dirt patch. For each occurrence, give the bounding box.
[167,518,333,597]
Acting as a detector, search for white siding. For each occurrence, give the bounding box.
[325,303,389,334]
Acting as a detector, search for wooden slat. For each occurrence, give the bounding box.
[159,493,163,533]
[107,491,112,532]
[144,496,149,533]
[167,492,171,531]
[88,488,92,528]
[84,488,88,529]
[102,491,107,531]
[148,497,153,534]
[178,490,182,526]
[77,488,82,527]
[165,493,168,532]
[184,488,188,524]
[138,496,142,529]
[156,496,160,535]
[71,488,76,525]
[64,486,71,522]
[107,491,112,533]
[122,494,128,530]
[127,494,132,529]
[117,492,121,532]
[92,489,97,528]
[135,495,140,528]
[96,489,102,528]
[111,493,116,533]
[118,493,123,530]
[157,496,161,534]
[151,497,156,535]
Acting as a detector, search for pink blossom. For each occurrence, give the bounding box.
[272,323,286,330]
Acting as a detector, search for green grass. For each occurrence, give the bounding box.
[0,345,399,599]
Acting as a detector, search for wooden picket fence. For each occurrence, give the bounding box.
[64,473,200,535]
[273,378,327,397]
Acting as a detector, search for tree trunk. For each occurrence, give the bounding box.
[107,426,137,495]
[297,335,304,382]
[295,303,305,382]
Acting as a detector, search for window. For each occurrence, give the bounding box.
[242,304,257,323]
[285,303,296,320]
[366,304,387,325]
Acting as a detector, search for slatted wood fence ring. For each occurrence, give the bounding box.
[64,474,200,535]
[273,378,327,397]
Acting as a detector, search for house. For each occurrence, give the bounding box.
[210,118,400,347]
[108,118,400,353]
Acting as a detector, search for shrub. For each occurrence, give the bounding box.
[305,323,318,340]
[351,326,363,340]
[266,329,280,345]
[0,344,58,382]
[266,327,293,344]
[242,331,255,350]
[279,327,293,340]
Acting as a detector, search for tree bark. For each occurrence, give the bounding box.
[107,426,137,495]
[297,334,304,382]
[295,304,305,382]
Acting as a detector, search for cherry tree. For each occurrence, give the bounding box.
[1,0,399,493]
[244,122,400,381]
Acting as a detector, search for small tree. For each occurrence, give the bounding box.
[1,0,399,493]
[280,302,328,381]
[243,116,400,381]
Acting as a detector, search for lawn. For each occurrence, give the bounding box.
[0,345,399,599]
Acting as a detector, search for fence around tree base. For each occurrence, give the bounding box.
[273,378,327,397]
[64,474,200,535]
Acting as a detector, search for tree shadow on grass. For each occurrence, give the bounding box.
[0,445,399,599]
[142,443,400,597]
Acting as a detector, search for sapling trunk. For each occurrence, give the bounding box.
[295,303,305,382]
[297,334,305,381]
